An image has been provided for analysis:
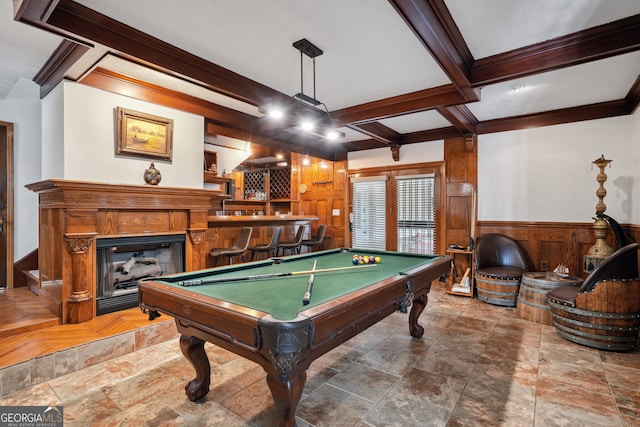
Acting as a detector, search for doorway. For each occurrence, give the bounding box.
[0,121,14,288]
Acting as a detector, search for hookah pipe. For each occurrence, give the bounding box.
[596,213,629,249]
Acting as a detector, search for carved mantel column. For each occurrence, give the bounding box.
[65,232,97,323]
[186,228,207,272]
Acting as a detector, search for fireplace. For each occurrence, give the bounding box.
[96,234,185,315]
[28,179,227,324]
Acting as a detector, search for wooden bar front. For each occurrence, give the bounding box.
[205,215,319,267]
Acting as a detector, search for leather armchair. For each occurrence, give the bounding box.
[546,242,639,351]
[474,233,528,306]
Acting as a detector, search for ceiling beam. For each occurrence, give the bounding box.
[436,105,478,134]
[471,14,640,86]
[205,121,344,161]
[36,0,289,107]
[332,84,468,125]
[626,74,640,113]
[388,0,477,100]
[402,127,462,144]
[81,67,257,130]
[347,122,401,145]
[476,100,631,134]
[13,0,92,46]
[33,39,89,99]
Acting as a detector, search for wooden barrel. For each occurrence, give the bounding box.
[548,279,640,351]
[517,272,581,325]
[475,273,521,307]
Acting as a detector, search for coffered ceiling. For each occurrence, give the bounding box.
[3,0,640,161]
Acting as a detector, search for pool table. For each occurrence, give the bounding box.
[138,248,451,427]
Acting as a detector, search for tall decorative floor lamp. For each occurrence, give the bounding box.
[584,154,614,273]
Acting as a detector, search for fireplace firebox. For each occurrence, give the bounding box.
[96,235,185,315]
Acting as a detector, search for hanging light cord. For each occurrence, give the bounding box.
[312,57,317,113]
[299,50,304,110]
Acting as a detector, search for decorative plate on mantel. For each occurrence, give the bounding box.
[144,162,162,185]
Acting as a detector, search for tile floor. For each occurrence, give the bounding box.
[1,285,639,426]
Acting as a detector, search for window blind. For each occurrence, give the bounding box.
[351,177,386,250]
[396,174,435,254]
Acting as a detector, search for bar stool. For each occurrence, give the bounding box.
[300,225,326,253]
[249,227,282,260]
[278,226,305,256]
[210,227,253,266]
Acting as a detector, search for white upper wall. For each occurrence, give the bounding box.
[51,82,204,188]
[348,140,444,169]
[347,112,638,225]
[478,115,635,223]
[41,83,64,179]
[630,107,640,224]
[0,78,42,260]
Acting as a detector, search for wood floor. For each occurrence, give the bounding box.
[0,287,59,337]
[0,287,157,369]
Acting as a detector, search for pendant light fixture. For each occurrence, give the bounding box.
[258,39,345,141]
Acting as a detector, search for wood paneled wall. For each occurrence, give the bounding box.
[292,153,348,250]
[477,221,639,280]
[442,135,640,281]
[444,136,478,279]
[442,134,639,280]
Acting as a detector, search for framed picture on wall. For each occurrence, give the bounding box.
[115,107,174,162]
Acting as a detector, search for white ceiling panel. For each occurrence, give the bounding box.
[0,1,62,98]
[468,51,640,121]
[380,110,452,133]
[445,0,640,59]
[75,0,450,110]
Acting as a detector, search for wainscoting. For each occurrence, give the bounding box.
[477,221,640,280]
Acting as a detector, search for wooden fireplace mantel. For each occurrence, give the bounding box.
[27,179,228,324]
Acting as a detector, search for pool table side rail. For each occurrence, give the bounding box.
[138,282,269,354]
[275,247,443,264]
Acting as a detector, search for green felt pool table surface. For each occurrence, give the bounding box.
[152,248,445,320]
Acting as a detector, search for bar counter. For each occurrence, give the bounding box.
[205,215,321,267]
[207,214,319,227]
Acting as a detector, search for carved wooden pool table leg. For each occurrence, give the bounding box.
[180,335,211,401]
[409,294,428,338]
[266,371,307,427]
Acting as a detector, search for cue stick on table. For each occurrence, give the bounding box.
[176,264,377,287]
[302,260,317,305]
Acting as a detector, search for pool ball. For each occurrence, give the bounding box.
[352,258,359,265]
[375,256,381,263]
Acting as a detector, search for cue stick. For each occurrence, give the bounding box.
[302,260,318,305]
[177,264,377,287]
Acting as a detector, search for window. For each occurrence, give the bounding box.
[350,164,442,253]
[396,174,436,254]
[351,177,387,249]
